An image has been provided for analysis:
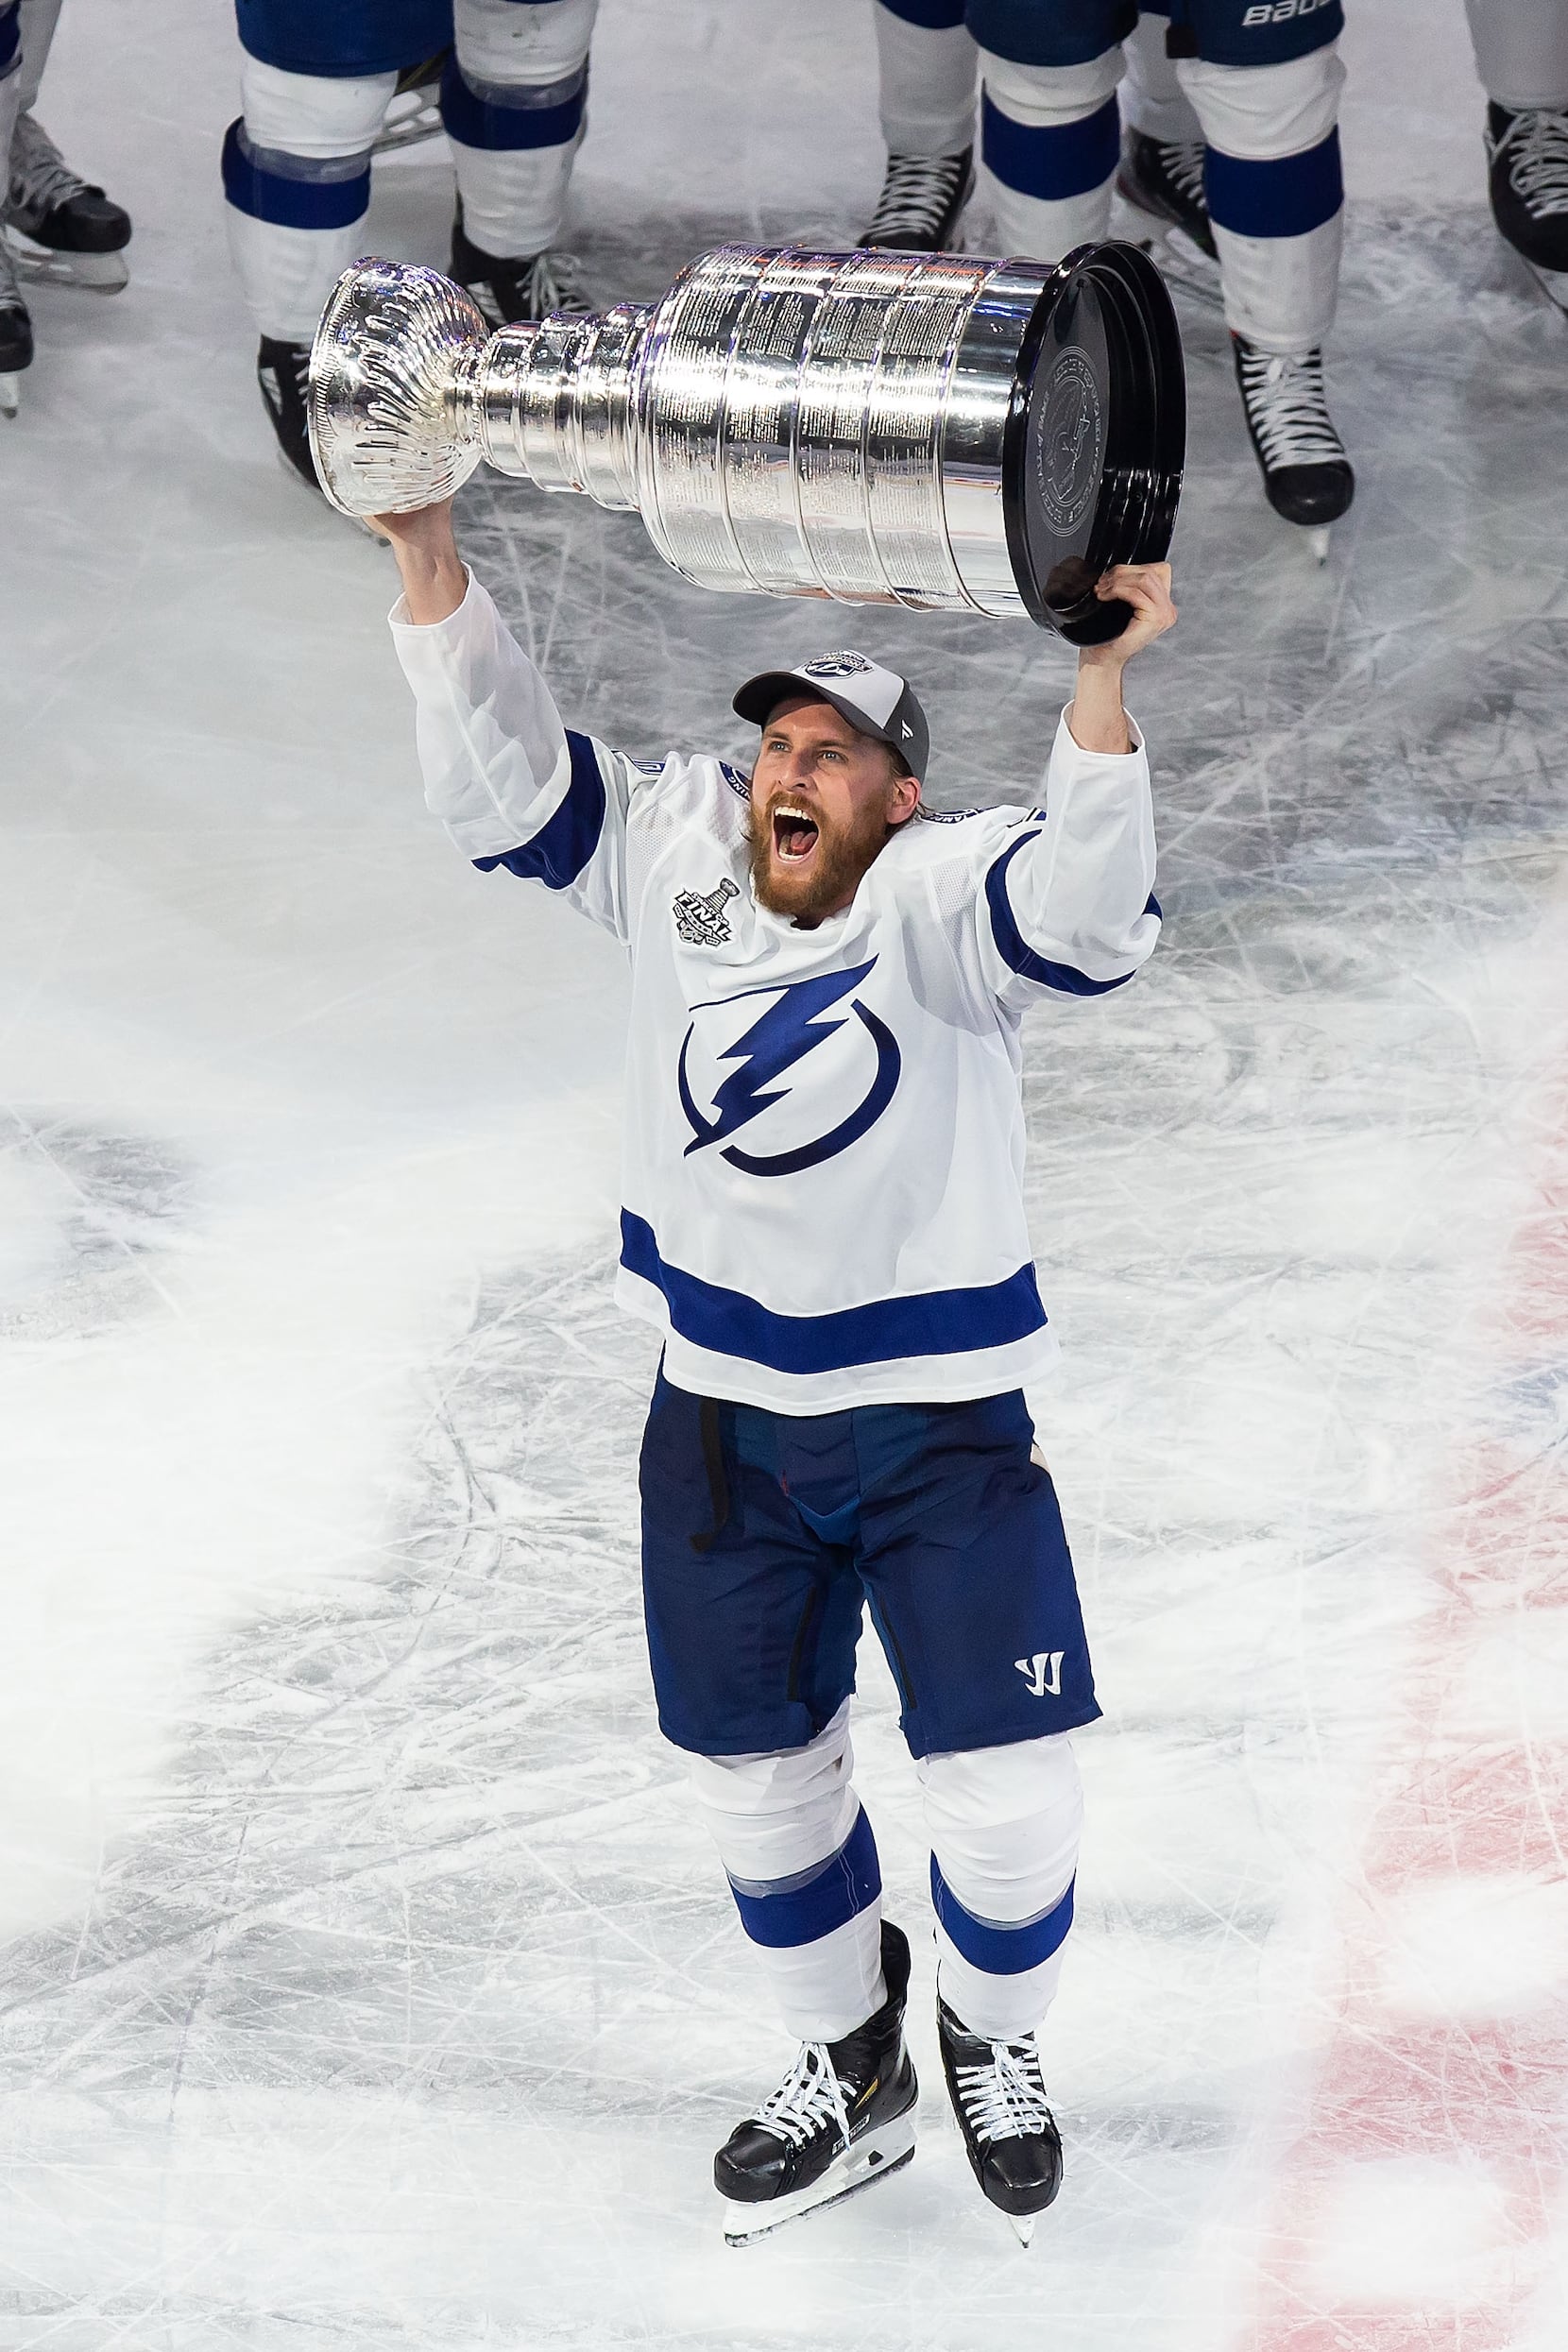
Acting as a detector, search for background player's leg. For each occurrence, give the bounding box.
[5,0,131,293]
[1465,0,1568,308]
[1178,26,1352,548]
[919,1731,1081,2242]
[223,59,396,485]
[972,39,1125,260]
[861,0,977,250]
[445,0,597,324]
[0,5,26,410]
[1115,6,1219,298]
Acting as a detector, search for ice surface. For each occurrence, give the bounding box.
[2,1,1567,2346]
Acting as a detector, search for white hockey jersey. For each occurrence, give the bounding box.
[391,572,1161,1414]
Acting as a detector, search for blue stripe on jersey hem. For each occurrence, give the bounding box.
[620,1212,1048,1374]
[985,833,1155,996]
[728,1809,881,1951]
[930,1859,1075,1975]
[221,120,370,230]
[1205,129,1343,240]
[440,58,585,151]
[980,90,1119,202]
[472,732,606,891]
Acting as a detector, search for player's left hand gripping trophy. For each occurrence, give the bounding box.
[307,241,1185,646]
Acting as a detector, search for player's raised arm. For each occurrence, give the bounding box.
[378,500,634,944]
[977,564,1174,1008]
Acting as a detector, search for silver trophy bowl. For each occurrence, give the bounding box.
[309,243,1184,644]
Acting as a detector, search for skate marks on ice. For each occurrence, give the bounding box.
[0,1112,196,1340]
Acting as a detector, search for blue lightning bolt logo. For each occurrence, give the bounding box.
[677,958,901,1179]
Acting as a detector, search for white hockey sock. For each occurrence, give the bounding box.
[224,60,393,345]
[689,1706,887,2046]
[1177,45,1346,350]
[14,0,60,115]
[1120,8,1202,146]
[448,0,598,260]
[874,0,979,159]
[1465,0,1568,111]
[978,45,1121,262]
[919,1731,1082,2043]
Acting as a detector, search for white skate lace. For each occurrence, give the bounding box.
[9,114,88,213]
[1491,109,1568,218]
[753,2041,854,2153]
[863,151,968,244]
[954,2037,1052,2145]
[468,248,592,329]
[1236,343,1345,469]
[1155,137,1207,215]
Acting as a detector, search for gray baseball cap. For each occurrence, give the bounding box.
[733,649,929,779]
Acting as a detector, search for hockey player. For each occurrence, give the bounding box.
[1466,0,1568,312]
[0,0,133,417]
[367,486,1175,2243]
[861,2,1353,555]
[223,0,598,489]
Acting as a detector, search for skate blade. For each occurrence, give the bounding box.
[722,2119,915,2246]
[374,98,444,157]
[7,234,128,294]
[0,370,18,418]
[1008,2212,1035,2248]
[1306,525,1332,564]
[1110,193,1222,311]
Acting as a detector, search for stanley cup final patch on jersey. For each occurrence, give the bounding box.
[673,877,741,946]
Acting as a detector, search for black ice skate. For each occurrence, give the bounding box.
[937,1997,1062,2248]
[1485,103,1568,316]
[5,113,130,294]
[859,146,973,252]
[714,1920,918,2245]
[451,205,593,330]
[257,335,318,491]
[1232,333,1354,561]
[0,236,32,417]
[1114,128,1220,309]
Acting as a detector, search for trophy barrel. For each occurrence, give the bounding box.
[627,242,1184,640]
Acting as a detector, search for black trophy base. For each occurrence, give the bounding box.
[1000,243,1185,647]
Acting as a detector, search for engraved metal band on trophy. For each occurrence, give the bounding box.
[308,243,1185,644]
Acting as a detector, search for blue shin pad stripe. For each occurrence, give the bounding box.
[221,121,370,230]
[440,59,585,151]
[729,1809,882,1951]
[930,1856,1075,1975]
[1204,129,1343,241]
[980,90,1119,202]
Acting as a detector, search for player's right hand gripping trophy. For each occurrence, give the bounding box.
[306,241,1185,647]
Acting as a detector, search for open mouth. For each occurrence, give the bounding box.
[772,804,820,862]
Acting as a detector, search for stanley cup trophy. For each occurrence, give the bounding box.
[308,242,1185,647]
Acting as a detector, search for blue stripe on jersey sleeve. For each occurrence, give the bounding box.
[727,1809,882,1951]
[472,730,606,891]
[620,1212,1048,1374]
[930,1858,1076,1975]
[984,831,1156,997]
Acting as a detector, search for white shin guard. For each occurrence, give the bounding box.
[919,1732,1082,2042]
[874,3,979,159]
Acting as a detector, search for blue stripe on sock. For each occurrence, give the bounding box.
[220,120,370,231]
[729,1808,882,1951]
[1204,128,1343,241]
[930,1856,1075,1975]
[440,58,585,151]
[980,89,1118,203]
[473,731,606,892]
